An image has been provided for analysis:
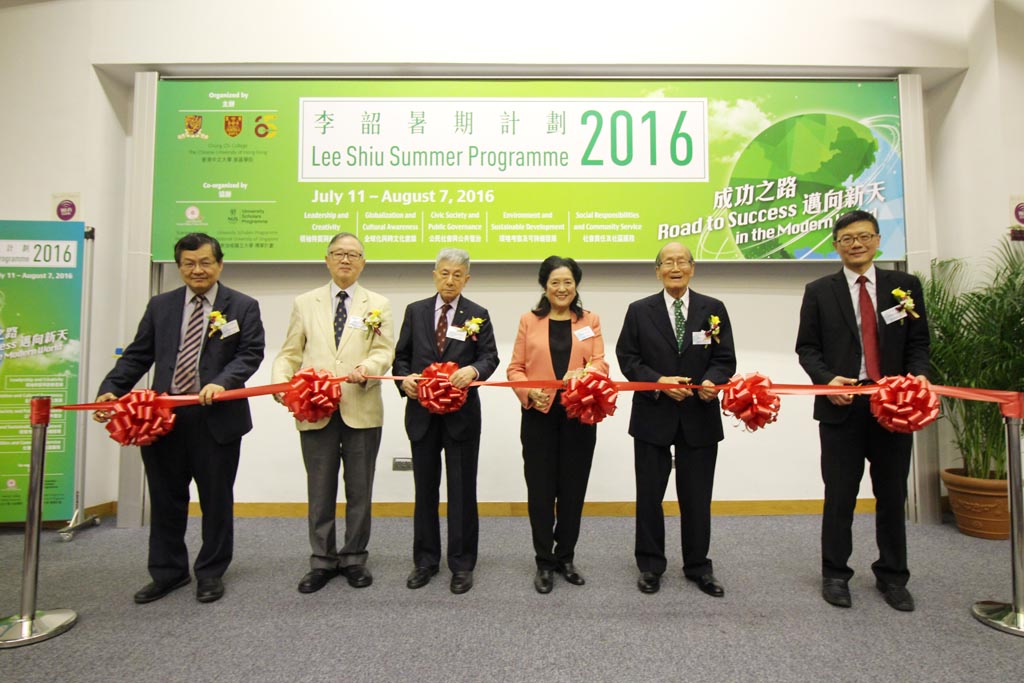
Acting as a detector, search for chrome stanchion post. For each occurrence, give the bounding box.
[0,397,78,648]
[972,415,1024,636]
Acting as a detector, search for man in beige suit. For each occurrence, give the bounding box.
[272,232,395,594]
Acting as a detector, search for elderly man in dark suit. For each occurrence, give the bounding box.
[393,248,499,594]
[796,209,930,612]
[616,242,736,597]
[94,233,265,604]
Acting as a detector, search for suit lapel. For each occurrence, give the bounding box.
[314,285,335,350]
[422,296,441,359]
[874,269,892,352]
[204,285,231,353]
[829,271,859,340]
[683,292,706,354]
[647,293,678,353]
[338,284,368,356]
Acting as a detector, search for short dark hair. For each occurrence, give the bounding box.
[532,255,585,319]
[174,233,223,265]
[833,210,879,241]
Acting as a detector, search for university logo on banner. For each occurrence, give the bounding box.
[224,115,243,137]
[177,114,208,140]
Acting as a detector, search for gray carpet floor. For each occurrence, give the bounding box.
[1,514,1020,682]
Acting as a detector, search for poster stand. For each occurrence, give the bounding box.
[59,226,99,541]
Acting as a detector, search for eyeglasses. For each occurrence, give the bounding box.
[835,232,879,247]
[658,259,693,269]
[179,260,218,271]
[328,250,364,262]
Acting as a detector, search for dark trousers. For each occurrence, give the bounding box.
[411,415,480,572]
[520,401,596,570]
[634,434,717,577]
[819,396,912,585]
[140,404,241,584]
[300,412,381,570]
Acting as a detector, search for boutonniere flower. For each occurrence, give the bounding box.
[705,314,721,344]
[364,309,383,337]
[891,288,920,319]
[457,317,486,341]
[208,310,227,338]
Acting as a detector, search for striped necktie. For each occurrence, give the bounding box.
[673,298,686,352]
[171,295,205,394]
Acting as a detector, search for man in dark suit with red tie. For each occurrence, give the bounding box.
[616,242,736,597]
[796,209,930,612]
[94,233,265,604]
[393,248,499,594]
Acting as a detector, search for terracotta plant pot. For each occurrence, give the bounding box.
[940,467,1010,540]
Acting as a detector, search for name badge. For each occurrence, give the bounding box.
[692,331,711,346]
[219,320,240,338]
[880,305,908,325]
[347,316,368,330]
[574,326,595,341]
[446,327,467,342]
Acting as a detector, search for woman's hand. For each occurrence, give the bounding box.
[529,388,550,410]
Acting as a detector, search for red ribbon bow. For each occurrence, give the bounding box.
[104,389,177,446]
[721,373,781,432]
[418,362,468,415]
[282,368,342,423]
[870,374,939,433]
[560,371,618,425]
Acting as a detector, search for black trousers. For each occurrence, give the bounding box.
[140,404,241,584]
[520,402,596,570]
[411,415,480,572]
[634,434,717,577]
[819,396,912,585]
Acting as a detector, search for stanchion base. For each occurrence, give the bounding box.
[972,601,1024,636]
[0,609,77,648]
[58,513,101,542]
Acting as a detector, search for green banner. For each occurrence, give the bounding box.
[152,79,905,262]
[0,221,83,522]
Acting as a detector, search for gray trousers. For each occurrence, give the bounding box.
[299,412,381,570]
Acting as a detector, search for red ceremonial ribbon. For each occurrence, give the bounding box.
[101,389,177,446]
[417,361,468,415]
[869,374,940,433]
[281,367,342,423]
[560,371,618,425]
[720,373,781,432]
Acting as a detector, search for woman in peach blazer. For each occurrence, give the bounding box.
[506,256,608,594]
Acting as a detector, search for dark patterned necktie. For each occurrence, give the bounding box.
[171,295,205,394]
[436,303,451,355]
[857,275,881,380]
[334,291,348,347]
[673,298,686,353]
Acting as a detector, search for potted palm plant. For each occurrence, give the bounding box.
[921,240,1024,539]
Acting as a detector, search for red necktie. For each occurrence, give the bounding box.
[436,303,451,355]
[857,275,881,381]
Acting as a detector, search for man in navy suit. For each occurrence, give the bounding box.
[796,209,930,612]
[616,242,736,597]
[393,248,499,594]
[95,233,265,604]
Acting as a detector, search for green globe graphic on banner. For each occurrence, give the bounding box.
[728,113,887,260]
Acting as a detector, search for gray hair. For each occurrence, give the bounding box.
[327,232,365,254]
[435,248,470,270]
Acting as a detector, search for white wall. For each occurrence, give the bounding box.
[1,0,1018,509]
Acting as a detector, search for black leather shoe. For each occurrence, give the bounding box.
[822,577,852,608]
[534,568,554,594]
[342,565,373,588]
[556,563,585,586]
[133,575,190,604]
[298,568,340,594]
[876,580,915,612]
[637,571,661,594]
[406,565,439,589]
[450,570,474,594]
[688,573,724,597]
[196,577,224,603]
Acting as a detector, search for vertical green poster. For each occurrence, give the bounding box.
[0,220,83,522]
